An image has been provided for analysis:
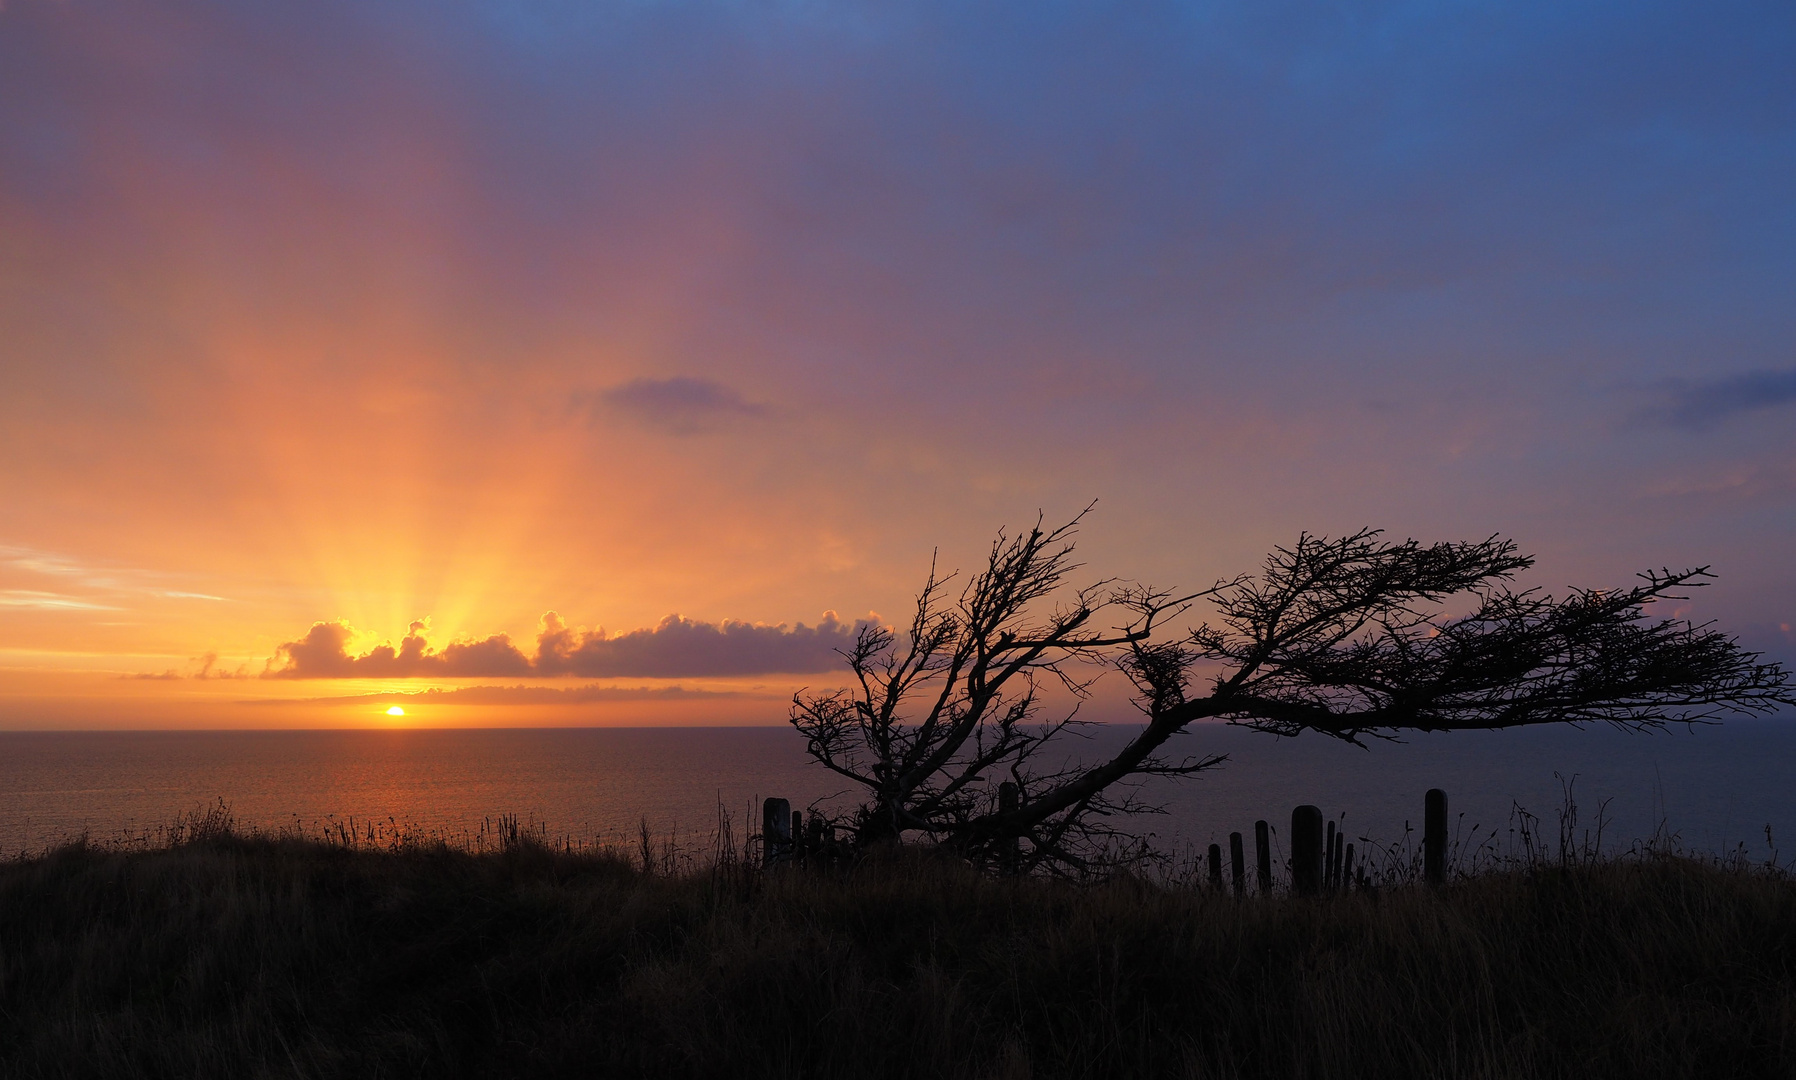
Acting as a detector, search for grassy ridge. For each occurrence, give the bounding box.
[1,831,1793,1079]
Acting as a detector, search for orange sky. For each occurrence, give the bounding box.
[3,0,1792,728]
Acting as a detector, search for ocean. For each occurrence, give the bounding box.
[2,720,1791,864]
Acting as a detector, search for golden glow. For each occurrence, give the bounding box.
[386,706,405,716]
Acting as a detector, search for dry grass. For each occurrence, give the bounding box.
[1,822,1792,1079]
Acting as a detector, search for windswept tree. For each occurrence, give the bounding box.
[790,510,1794,873]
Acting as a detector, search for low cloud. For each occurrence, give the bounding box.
[1635,368,1796,431]
[264,612,867,679]
[593,376,766,435]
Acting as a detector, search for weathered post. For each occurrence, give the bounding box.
[762,797,792,868]
[1291,805,1324,896]
[1254,820,1273,894]
[1425,788,1448,886]
[791,810,805,862]
[998,781,1021,875]
[1325,820,1337,893]
[1229,831,1246,897]
[1208,843,1223,888]
[1342,842,1356,891]
[806,812,826,864]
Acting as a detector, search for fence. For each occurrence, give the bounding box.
[760,797,848,869]
[756,788,1453,893]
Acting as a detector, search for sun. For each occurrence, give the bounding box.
[386,706,405,716]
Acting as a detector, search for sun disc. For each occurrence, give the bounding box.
[386,705,405,716]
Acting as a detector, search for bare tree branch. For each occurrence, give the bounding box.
[789,514,1795,874]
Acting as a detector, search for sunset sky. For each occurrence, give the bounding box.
[2,0,1792,728]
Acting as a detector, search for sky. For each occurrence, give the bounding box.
[1,0,1792,728]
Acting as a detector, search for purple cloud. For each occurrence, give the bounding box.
[264,611,864,678]
[1639,368,1796,431]
[533,611,854,678]
[596,377,766,435]
[266,620,533,679]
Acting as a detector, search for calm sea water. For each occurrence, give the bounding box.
[2,721,1792,862]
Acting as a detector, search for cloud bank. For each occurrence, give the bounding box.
[265,612,866,679]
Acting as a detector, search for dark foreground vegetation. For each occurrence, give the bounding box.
[3,821,1794,1080]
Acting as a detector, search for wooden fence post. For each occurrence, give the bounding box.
[1425,788,1448,885]
[1229,831,1246,898]
[1325,820,1337,893]
[1254,820,1272,894]
[1207,843,1223,888]
[1343,842,1356,891]
[1291,805,1324,896]
[762,797,792,869]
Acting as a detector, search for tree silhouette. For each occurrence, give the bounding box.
[789,510,1794,874]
